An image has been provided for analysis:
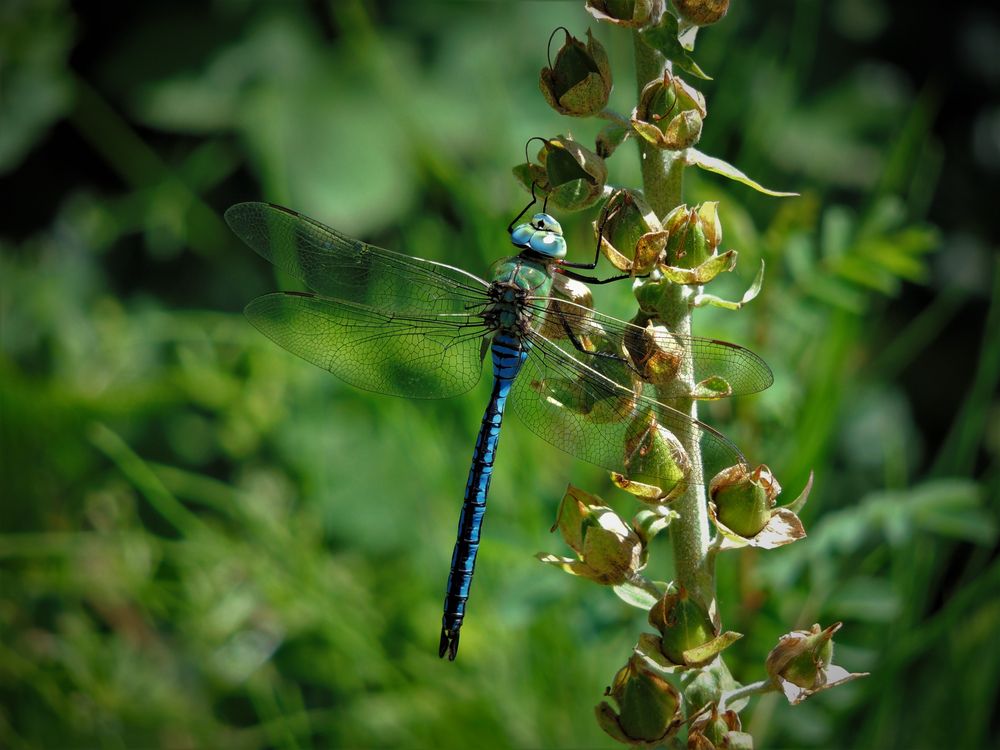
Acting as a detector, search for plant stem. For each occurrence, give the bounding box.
[628,572,666,601]
[631,31,714,612]
[597,108,631,128]
[719,679,778,711]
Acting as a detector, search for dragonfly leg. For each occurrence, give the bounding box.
[557,269,644,285]
[507,181,540,235]
[557,202,610,271]
[556,203,652,283]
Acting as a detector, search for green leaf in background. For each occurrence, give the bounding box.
[0,0,74,174]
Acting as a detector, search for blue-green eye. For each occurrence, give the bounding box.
[531,212,563,235]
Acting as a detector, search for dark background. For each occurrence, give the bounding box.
[1,1,997,748]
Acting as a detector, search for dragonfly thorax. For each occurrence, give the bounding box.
[484,255,554,335]
[510,212,567,259]
[483,279,533,335]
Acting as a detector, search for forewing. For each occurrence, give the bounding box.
[227,202,489,314]
[527,296,772,399]
[246,292,487,399]
[511,330,748,486]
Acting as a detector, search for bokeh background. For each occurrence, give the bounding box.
[2,1,998,748]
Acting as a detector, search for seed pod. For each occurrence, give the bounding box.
[674,0,730,27]
[596,653,682,744]
[632,71,707,151]
[648,586,716,664]
[586,0,665,28]
[539,29,613,117]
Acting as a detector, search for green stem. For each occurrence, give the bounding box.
[719,679,778,711]
[631,31,713,610]
[597,108,631,128]
[628,571,666,601]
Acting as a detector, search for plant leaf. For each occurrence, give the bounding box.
[640,13,712,80]
[613,580,661,610]
[691,376,733,399]
[694,259,766,310]
[687,150,799,197]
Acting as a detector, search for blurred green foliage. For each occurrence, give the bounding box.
[1,1,998,748]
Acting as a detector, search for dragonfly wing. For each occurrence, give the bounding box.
[246,292,488,399]
[511,330,747,487]
[227,202,490,314]
[526,297,772,399]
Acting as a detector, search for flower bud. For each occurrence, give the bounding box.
[586,0,665,28]
[674,0,730,27]
[710,464,779,537]
[765,622,868,704]
[648,586,716,665]
[622,410,690,500]
[632,71,707,151]
[766,623,836,690]
[663,202,719,269]
[659,202,737,285]
[538,485,645,585]
[595,190,668,275]
[596,653,682,744]
[539,136,608,212]
[688,706,752,750]
[623,320,685,388]
[539,29,613,117]
[708,465,807,549]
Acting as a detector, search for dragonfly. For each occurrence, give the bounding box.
[226,196,772,660]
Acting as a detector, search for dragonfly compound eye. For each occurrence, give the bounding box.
[531,212,563,236]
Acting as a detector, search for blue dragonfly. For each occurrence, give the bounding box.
[226,196,772,660]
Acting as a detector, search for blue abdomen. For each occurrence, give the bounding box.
[438,333,528,660]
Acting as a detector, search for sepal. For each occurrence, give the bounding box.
[536,274,594,341]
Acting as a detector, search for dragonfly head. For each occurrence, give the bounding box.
[510,212,567,259]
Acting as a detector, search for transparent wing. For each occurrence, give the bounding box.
[227,202,490,314]
[512,332,747,487]
[526,296,772,399]
[246,292,488,399]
